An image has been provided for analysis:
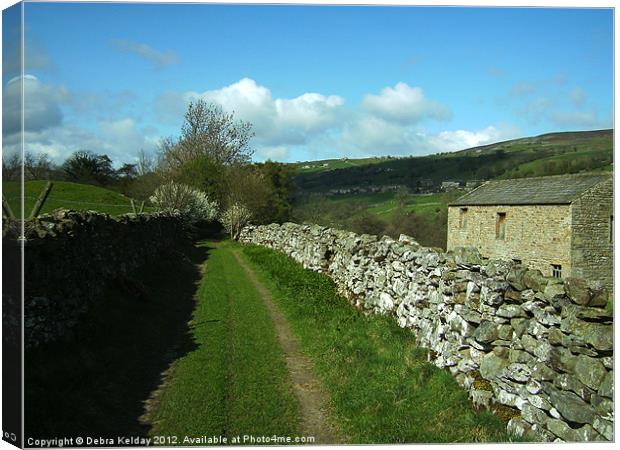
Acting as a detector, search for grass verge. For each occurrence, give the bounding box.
[241,244,513,444]
[144,241,301,441]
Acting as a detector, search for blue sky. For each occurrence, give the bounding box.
[2,1,614,164]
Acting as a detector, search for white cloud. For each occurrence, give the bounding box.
[2,75,69,137]
[336,110,519,158]
[154,79,526,161]
[2,119,159,164]
[362,82,451,124]
[275,92,344,131]
[196,78,274,132]
[2,76,159,164]
[428,125,520,152]
[9,119,160,165]
[158,78,346,148]
[339,115,414,155]
[98,118,159,157]
[257,145,290,160]
[112,39,179,68]
[4,75,526,165]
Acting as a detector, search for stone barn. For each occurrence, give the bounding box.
[447,173,613,289]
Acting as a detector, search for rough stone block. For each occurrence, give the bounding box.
[564,277,592,305]
[480,352,509,381]
[548,388,595,424]
[523,269,548,292]
[574,355,607,391]
[472,320,499,344]
[597,371,613,398]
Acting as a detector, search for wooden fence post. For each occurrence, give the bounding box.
[2,196,16,220]
[28,181,53,219]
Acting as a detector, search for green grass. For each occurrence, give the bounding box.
[2,180,154,216]
[499,148,613,179]
[326,192,451,220]
[145,241,301,441]
[241,244,513,443]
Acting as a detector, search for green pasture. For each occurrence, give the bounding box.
[2,180,154,217]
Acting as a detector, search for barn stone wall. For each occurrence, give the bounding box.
[570,177,614,289]
[447,204,572,278]
[240,222,613,442]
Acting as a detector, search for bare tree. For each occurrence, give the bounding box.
[161,100,254,173]
[24,152,54,180]
[2,153,21,181]
[136,148,155,176]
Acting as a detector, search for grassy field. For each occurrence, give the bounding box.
[326,192,452,220]
[144,241,301,441]
[2,180,153,216]
[242,244,513,443]
[499,148,613,179]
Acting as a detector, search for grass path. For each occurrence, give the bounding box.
[232,250,341,444]
[144,241,302,443]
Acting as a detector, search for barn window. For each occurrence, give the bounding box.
[496,212,506,240]
[459,208,468,229]
[551,264,562,279]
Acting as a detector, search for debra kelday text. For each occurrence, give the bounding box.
[27,436,153,447]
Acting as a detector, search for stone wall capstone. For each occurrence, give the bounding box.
[239,222,614,442]
[3,209,190,348]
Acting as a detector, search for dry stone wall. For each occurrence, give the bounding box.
[240,222,614,442]
[570,179,614,288]
[3,209,190,348]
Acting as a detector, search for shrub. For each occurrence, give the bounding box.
[150,181,219,222]
[220,202,252,240]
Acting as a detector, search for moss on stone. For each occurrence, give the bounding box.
[491,404,521,423]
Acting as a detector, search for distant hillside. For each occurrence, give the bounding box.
[2,180,153,217]
[292,156,389,173]
[293,129,613,193]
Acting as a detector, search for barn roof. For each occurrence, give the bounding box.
[450,173,611,206]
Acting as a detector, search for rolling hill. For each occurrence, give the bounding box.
[293,129,613,193]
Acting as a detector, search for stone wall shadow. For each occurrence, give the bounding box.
[24,242,212,442]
